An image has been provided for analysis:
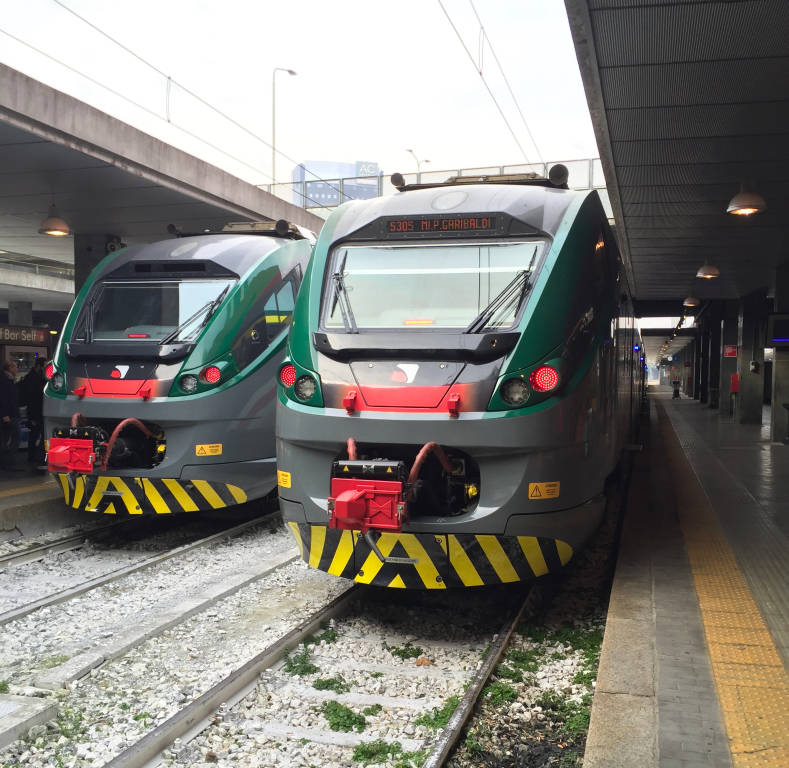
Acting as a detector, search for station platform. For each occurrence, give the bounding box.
[586,388,789,767]
[0,466,92,540]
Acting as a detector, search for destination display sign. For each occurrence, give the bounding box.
[343,211,539,242]
[386,215,497,235]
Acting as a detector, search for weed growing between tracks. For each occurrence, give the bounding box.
[384,641,424,660]
[414,694,460,730]
[447,484,622,768]
[321,700,366,732]
[313,675,351,694]
[353,739,427,767]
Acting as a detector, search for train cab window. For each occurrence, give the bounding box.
[231,275,297,370]
[72,279,235,344]
[322,241,546,331]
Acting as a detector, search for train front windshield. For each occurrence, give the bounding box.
[322,240,545,331]
[73,279,235,343]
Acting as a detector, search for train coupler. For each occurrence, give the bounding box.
[328,459,408,534]
[47,425,107,474]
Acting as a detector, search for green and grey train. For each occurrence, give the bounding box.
[276,168,644,589]
[44,221,313,515]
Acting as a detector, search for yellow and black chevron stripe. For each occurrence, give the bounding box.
[54,473,247,515]
[287,523,573,589]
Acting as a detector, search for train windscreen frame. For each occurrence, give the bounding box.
[321,240,546,332]
[72,278,236,344]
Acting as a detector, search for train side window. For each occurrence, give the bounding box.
[266,281,295,340]
[232,275,297,371]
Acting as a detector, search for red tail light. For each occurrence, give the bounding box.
[279,364,297,387]
[45,363,55,380]
[202,366,221,384]
[529,365,559,392]
[127,333,149,338]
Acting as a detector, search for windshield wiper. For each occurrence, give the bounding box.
[160,284,231,344]
[465,270,530,334]
[330,256,358,334]
[199,283,231,329]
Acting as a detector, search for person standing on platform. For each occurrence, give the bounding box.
[21,358,46,470]
[0,360,22,470]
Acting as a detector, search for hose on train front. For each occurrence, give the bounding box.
[407,441,454,500]
[101,418,154,471]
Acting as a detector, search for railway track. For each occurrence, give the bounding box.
[0,513,278,626]
[100,585,539,768]
[1,481,619,768]
[0,519,132,568]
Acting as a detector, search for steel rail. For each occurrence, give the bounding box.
[104,586,361,768]
[0,520,134,568]
[422,587,538,768]
[0,513,277,626]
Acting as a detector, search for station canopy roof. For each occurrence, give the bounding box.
[565,0,789,306]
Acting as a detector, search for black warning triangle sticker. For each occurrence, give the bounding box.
[197,446,207,456]
[530,485,542,498]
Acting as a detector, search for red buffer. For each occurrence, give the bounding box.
[47,437,96,474]
[328,477,406,533]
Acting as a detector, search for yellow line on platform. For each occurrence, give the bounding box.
[0,480,55,500]
[658,403,789,767]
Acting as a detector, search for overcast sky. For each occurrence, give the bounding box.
[1,0,599,185]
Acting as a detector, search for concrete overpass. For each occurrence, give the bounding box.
[0,63,324,327]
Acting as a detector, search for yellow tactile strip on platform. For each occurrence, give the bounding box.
[658,404,789,767]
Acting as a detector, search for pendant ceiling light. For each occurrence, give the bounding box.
[727,183,767,216]
[683,296,701,308]
[696,262,720,280]
[38,203,70,237]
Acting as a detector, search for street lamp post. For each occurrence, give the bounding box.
[272,67,297,186]
[406,149,430,175]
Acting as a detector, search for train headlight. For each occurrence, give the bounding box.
[179,374,199,393]
[45,362,55,380]
[50,372,65,392]
[529,365,560,393]
[500,377,530,406]
[294,374,317,401]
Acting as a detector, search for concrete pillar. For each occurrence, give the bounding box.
[8,301,32,326]
[693,334,702,400]
[699,321,710,403]
[74,233,120,294]
[737,290,767,424]
[707,302,722,408]
[771,262,789,442]
[719,301,739,417]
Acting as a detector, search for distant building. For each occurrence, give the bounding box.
[291,161,381,208]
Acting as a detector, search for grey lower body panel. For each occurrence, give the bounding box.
[276,396,615,588]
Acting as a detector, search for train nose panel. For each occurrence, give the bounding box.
[287,523,573,589]
[349,361,463,407]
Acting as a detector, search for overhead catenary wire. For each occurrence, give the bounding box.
[467,0,544,164]
[31,1,355,206]
[437,0,532,164]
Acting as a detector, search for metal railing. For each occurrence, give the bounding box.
[0,256,75,281]
[263,158,608,218]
